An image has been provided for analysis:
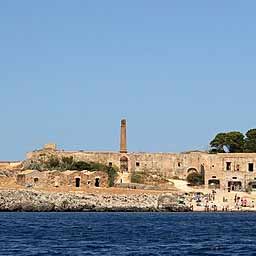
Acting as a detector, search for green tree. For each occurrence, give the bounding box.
[187,172,204,186]
[225,131,244,153]
[210,131,244,153]
[210,133,227,153]
[244,129,256,152]
[107,167,118,187]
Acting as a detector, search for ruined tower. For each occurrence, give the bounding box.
[120,119,127,153]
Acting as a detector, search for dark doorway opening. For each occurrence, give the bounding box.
[208,179,220,189]
[226,162,232,171]
[248,182,256,191]
[34,178,39,184]
[200,165,205,185]
[249,163,254,172]
[228,181,242,191]
[75,178,81,188]
[95,178,100,187]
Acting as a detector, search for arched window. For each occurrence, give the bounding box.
[120,156,128,172]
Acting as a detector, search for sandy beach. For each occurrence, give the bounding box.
[168,179,256,212]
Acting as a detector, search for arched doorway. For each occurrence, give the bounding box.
[120,156,128,172]
[187,168,198,174]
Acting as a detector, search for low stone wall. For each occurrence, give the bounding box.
[0,190,191,212]
[115,183,161,190]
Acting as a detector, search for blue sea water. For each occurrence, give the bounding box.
[0,212,256,256]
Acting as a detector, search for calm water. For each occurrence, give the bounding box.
[0,212,256,256]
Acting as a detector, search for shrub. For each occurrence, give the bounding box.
[61,156,74,169]
[46,156,60,170]
[107,167,118,187]
[131,172,144,184]
[187,172,204,186]
[71,161,91,171]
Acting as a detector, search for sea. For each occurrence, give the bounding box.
[0,212,255,256]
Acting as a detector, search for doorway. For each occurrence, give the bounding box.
[75,178,81,188]
[95,178,100,187]
[208,179,220,189]
[228,181,242,191]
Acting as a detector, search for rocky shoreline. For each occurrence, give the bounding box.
[0,190,191,212]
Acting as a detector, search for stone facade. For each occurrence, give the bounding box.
[25,146,256,191]
[10,120,256,192]
[17,169,108,189]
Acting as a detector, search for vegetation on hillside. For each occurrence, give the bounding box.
[26,155,118,187]
[131,172,144,184]
[131,171,169,185]
[210,129,256,153]
[186,172,204,186]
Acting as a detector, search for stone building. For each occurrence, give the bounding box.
[25,119,256,192]
[16,170,108,189]
[17,170,48,187]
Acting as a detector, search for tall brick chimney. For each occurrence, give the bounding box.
[120,119,127,153]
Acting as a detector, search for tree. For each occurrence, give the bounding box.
[187,172,204,186]
[210,133,227,153]
[210,131,244,153]
[244,129,256,152]
[107,167,118,187]
[225,132,244,153]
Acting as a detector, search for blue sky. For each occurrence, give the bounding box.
[1,1,256,159]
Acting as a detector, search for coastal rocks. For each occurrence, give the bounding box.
[158,193,191,212]
[0,190,191,212]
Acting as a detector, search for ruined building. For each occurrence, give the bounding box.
[24,119,256,192]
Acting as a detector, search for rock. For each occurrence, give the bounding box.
[0,190,192,212]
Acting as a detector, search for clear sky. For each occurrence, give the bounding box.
[1,1,256,160]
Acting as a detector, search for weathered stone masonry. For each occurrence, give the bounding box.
[25,120,256,191]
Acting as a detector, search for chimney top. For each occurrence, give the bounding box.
[120,119,127,153]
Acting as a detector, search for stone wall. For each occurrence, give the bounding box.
[203,153,256,190]
[26,149,207,181]
[0,161,22,169]
[26,147,256,191]
[16,170,108,189]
